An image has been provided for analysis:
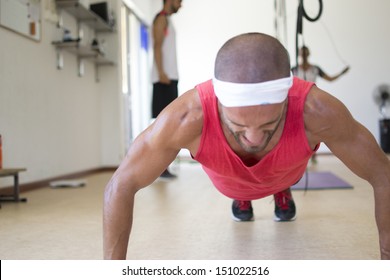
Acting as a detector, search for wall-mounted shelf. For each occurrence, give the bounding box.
[55,0,115,32]
[53,0,116,81]
[52,41,114,66]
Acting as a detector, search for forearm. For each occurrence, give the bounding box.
[103,175,135,259]
[324,118,390,259]
[373,184,390,259]
[154,46,165,77]
[323,67,349,82]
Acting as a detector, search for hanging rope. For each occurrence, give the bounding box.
[294,0,323,192]
[295,0,323,66]
[274,0,288,47]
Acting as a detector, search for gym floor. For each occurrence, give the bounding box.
[0,154,379,260]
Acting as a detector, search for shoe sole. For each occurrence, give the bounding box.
[273,213,296,222]
[231,213,254,222]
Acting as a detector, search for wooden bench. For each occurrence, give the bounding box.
[0,168,27,207]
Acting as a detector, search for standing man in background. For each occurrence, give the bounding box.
[151,0,182,179]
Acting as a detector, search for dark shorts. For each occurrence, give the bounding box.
[152,80,178,118]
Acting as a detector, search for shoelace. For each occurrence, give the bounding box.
[274,190,292,210]
[236,200,251,211]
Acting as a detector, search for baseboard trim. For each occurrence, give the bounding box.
[0,166,117,195]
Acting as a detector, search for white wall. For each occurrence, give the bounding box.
[171,0,390,151]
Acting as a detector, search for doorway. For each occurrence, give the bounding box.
[120,4,151,151]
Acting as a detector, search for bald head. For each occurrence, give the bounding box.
[214,33,291,83]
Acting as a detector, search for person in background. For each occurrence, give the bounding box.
[151,0,183,179]
[292,45,350,163]
[292,46,349,82]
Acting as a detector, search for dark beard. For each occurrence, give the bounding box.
[229,116,282,154]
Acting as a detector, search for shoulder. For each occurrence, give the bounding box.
[153,12,168,29]
[153,11,168,22]
[149,88,204,151]
[304,86,348,119]
[304,86,355,145]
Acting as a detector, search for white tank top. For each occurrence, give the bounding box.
[152,16,179,83]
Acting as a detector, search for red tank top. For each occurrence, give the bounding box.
[193,77,318,200]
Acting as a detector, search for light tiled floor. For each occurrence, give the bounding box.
[0,155,380,259]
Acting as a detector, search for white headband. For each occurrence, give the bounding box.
[213,72,293,107]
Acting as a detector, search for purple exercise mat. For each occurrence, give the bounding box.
[291,171,353,190]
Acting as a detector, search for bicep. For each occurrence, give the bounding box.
[153,16,166,49]
[115,126,180,191]
[113,89,202,192]
[307,88,388,182]
[326,119,388,182]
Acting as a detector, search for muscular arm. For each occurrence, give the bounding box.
[103,89,203,259]
[153,14,170,84]
[305,86,390,259]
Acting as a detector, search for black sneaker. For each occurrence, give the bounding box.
[232,200,254,222]
[273,188,296,222]
[159,169,177,181]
